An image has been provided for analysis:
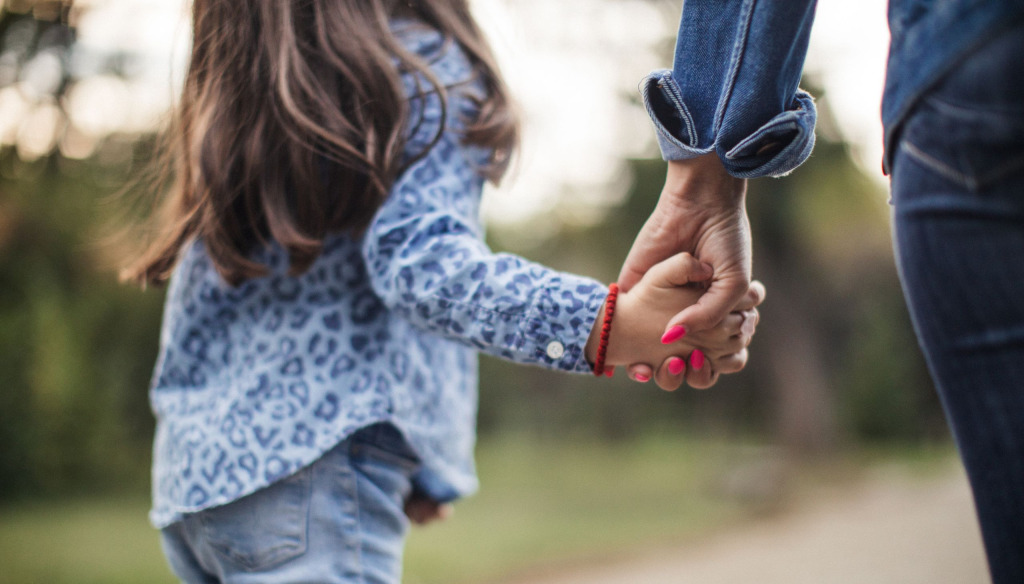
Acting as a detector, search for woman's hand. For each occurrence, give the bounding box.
[620,154,750,340]
[618,153,753,390]
[627,281,763,391]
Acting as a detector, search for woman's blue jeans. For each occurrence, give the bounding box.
[159,423,418,583]
[891,23,1024,584]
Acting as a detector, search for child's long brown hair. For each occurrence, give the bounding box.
[123,0,518,287]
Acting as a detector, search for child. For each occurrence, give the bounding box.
[124,1,760,582]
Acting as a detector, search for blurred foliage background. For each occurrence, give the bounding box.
[0,1,951,582]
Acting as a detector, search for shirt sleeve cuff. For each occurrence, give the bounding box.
[522,275,607,374]
[640,70,818,178]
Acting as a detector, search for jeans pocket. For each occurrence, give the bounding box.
[350,424,420,474]
[349,424,420,510]
[198,468,312,571]
[898,24,1024,190]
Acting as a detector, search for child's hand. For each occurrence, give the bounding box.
[602,252,712,368]
[586,252,762,389]
[635,281,763,391]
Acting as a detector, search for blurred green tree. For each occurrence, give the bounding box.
[0,1,164,498]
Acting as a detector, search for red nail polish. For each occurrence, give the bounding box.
[635,374,650,383]
[605,367,615,378]
[691,349,705,371]
[668,357,685,376]
[661,325,687,344]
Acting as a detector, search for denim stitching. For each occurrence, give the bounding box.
[656,73,697,147]
[350,455,366,584]
[712,0,758,136]
[640,72,700,152]
[900,140,974,188]
[903,140,1024,190]
[197,468,312,571]
[926,91,1024,118]
[724,118,798,160]
[720,91,815,179]
[729,130,806,179]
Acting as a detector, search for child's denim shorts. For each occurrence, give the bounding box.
[159,423,420,583]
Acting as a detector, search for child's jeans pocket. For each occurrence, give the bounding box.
[350,423,421,473]
[197,467,312,571]
[162,425,418,582]
[349,423,421,510]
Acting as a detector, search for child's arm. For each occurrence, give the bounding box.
[362,84,607,374]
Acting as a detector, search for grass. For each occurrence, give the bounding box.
[0,495,176,584]
[0,436,955,584]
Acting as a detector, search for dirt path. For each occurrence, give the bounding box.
[500,465,989,584]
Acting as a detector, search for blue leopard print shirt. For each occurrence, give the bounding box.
[149,23,607,528]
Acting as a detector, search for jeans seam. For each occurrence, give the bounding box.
[900,140,975,189]
[713,0,757,134]
[345,441,367,584]
[903,139,1024,190]
[640,71,705,156]
[178,517,221,582]
[657,75,697,147]
[925,93,1024,118]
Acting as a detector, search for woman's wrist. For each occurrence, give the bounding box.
[662,155,746,209]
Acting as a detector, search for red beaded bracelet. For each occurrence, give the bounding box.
[593,283,618,377]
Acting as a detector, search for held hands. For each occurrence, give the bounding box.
[617,154,754,390]
[585,252,762,390]
[628,281,763,390]
[618,154,751,345]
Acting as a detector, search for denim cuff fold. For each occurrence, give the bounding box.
[641,70,711,160]
[641,70,817,178]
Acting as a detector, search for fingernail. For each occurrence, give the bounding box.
[634,373,650,383]
[690,349,705,371]
[741,315,757,337]
[701,262,713,275]
[668,357,685,376]
[661,325,687,344]
[605,367,615,378]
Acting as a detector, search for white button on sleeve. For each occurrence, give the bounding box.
[546,341,565,359]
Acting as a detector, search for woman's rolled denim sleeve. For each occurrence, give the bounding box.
[642,0,818,178]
